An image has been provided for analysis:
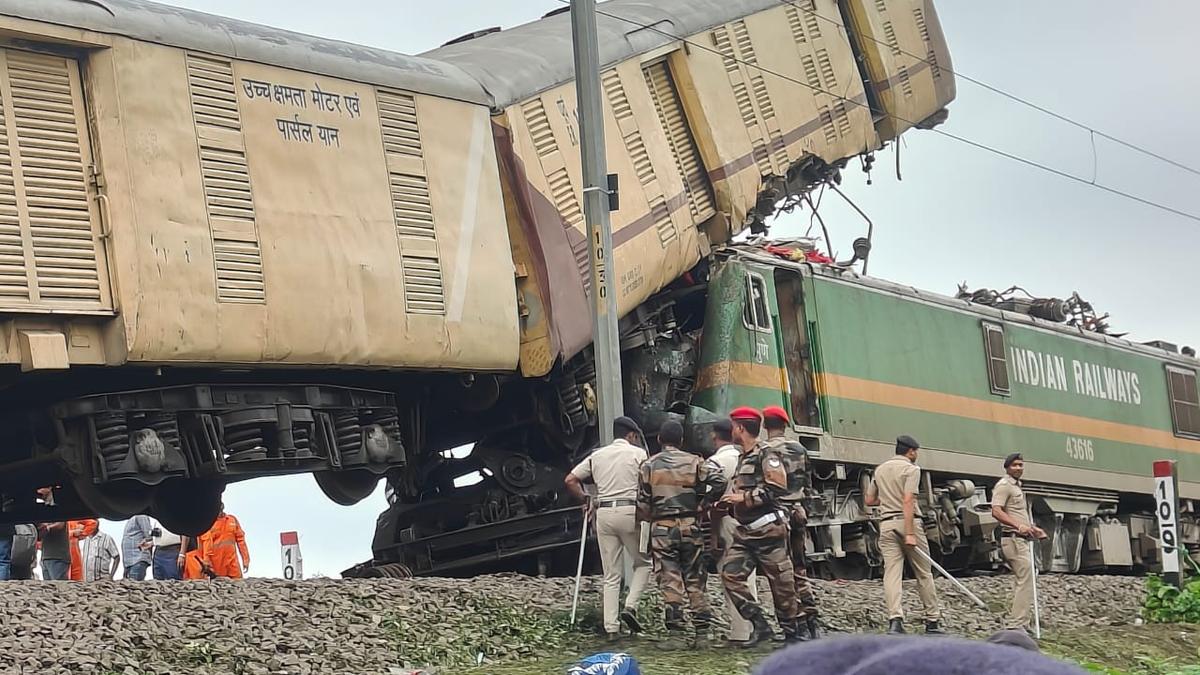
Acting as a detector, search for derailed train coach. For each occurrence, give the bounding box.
[685,247,1200,577]
[0,0,515,534]
[360,0,955,575]
[0,0,953,545]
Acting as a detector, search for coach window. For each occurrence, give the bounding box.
[982,321,1010,396]
[743,273,772,333]
[1167,365,1200,439]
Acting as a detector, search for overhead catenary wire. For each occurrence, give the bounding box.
[553,0,1200,225]
[780,0,1200,179]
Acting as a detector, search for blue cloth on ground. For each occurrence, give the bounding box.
[567,652,641,675]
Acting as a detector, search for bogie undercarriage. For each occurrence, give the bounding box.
[0,379,408,535]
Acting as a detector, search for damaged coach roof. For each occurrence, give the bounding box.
[0,0,490,105]
[424,0,787,109]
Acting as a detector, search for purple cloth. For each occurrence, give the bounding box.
[754,635,1085,675]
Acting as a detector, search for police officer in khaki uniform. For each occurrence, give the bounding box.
[565,416,651,640]
[719,406,802,646]
[865,435,943,634]
[991,452,1047,632]
[762,405,820,641]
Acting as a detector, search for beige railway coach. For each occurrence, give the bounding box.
[428,0,953,378]
[0,0,519,374]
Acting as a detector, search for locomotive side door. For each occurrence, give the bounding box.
[773,268,820,430]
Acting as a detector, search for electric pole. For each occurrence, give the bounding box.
[570,0,623,444]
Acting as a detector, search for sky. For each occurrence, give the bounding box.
[85,0,1199,579]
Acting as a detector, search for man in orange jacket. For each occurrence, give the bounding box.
[67,519,99,581]
[200,503,250,578]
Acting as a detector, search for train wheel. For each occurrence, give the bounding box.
[314,470,379,506]
[151,479,223,536]
[71,477,153,521]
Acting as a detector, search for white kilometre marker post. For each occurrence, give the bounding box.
[1153,460,1182,589]
[280,531,303,580]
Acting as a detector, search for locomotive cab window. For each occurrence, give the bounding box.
[743,273,772,333]
[1167,366,1200,439]
[981,322,1010,396]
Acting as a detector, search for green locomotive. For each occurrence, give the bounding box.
[679,245,1199,577]
[355,241,1197,578]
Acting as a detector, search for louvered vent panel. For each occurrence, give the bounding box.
[185,54,241,131]
[712,28,739,76]
[9,51,100,302]
[401,254,445,315]
[548,168,583,231]
[804,10,822,42]
[199,147,254,221]
[643,62,715,221]
[376,87,446,315]
[898,65,914,98]
[833,101,852,138]
[0,92,24,299]
[816,49,838,91]
[875,0,888,13]
[522,99,557,158]
[199,147,264,303]
[390,172,435,239]
[751,75,775,119]
[818,105,837,144]
[650,196,675,246]
[378,90,423,158]
[733,81,756,127]
[602,70,633,121]
[524,95,588,290]
[626,132,655,185]
[882,22,902,57]
[769,128,787,171]
[786,7,806,44]
[913,8,942,78]
[801,56,821,91]
[751,137,770,176]
[732,21,757,65]
[548,165,588,286]
[186,52,265,303]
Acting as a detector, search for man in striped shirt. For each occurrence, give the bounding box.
[78,526,120,582]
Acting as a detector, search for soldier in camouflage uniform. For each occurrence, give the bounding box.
[718,407,802,646]
[637,420,727,648]
[762,405,820,641]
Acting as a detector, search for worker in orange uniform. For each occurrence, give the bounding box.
[199,503,250,578]
[179,534,208,580]
[67,519,99,581]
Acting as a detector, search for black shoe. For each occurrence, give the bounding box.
[743,615,775,648]
[924,621,946,635]
[620,609,643,634]
[784,622,812,643]
[886,618,905,634]
[605,632,620,644]
[806,616,822,640]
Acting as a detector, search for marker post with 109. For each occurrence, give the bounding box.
[1153,460,1181,588]
[280,531,303,580]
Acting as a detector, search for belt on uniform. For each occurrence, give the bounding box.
[597,499,638,509]
[652,512,697,522]
[740,511,783,530]
[881,514,906,522]
[1000,532,1027,539]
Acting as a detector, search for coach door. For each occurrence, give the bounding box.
[0,47,112,313]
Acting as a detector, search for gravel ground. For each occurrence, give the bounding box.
[0,573,1150,674]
